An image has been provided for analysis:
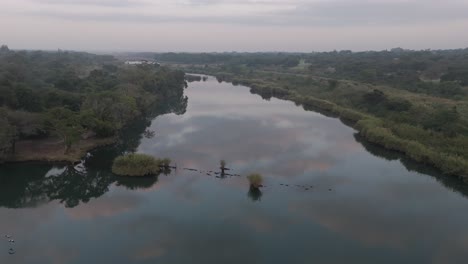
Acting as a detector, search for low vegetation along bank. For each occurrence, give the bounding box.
[157,50,468,179]
[112,153,171,176]
[247,173,264,188]
[0,46,186,163]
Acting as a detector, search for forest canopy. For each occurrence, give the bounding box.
[0,47,187,160]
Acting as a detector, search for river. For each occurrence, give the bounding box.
[1,76,468,263]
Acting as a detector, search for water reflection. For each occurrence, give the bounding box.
[0,91,187,209]
[44,166,114,208]
[0,163,51,208]
[354,133,468,198]
[247,186,263,202]
[2,76,468,264]
[116,169,171,190]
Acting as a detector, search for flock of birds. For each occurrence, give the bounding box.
[4,234,15,255]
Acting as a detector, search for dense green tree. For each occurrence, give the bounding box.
[0,45,9,53]
[422,106,460,135]
[328,79,338,89]
[46,107,84,153]
[54,71,82,91]
[82,92,139,129]
[441,67,468,86]
[0,48,189,162]
[362,89,386,106]
[0,110,16,158]
[0,85,17,107]
[7,110,46,138]
[14,85,43,112]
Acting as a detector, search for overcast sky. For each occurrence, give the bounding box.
[1,0,468,52]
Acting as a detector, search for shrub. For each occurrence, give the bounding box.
[247,173,263,188]
[328,79,339,89]
[160,158,171,168]
[112,153,162,176]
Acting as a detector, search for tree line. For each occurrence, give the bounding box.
[152,48,468,98]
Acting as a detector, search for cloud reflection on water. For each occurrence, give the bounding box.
[3,77,468,263]
[139,78,360,181]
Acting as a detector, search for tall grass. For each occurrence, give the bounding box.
[247,173,264,188]
[112,153,168,176]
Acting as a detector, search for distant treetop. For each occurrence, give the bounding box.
[0,45,9,52]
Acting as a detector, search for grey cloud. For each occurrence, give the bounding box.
[2,0,468,51]
[281,0,468,26]
[18,0,468,27]
[23,11,277,26]
[30,0,146,7]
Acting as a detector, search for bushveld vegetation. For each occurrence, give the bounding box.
[157,49,468,178]
[220,159,226,168]
[0,46,187,161]
[160,158,171,168]
[247,173,264,188]
[112,153,170,176]
[184,74,202,82]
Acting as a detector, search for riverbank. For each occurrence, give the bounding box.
[3,137,116,164]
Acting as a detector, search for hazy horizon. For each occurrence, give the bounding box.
[4,47,468,54]
[1,0,468,52]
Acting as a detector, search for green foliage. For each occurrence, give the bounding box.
[421,106,460,135]
[0,85,17,108]
[46,107,84,152]
[81,92,139,130]
[7,110,46,138]
[247,173,264,188]
[44,90,82,111]
[356,118,468,176]
[362,89,386,105]
[154,52,300,67]
[112,153,163,176]
[93,120,116,137]
[14,85,43,112]
[441,67,468,86]
[185,74,202,82]
[0,110,16,159]
[0,49,187,160]
[160,158,171,168]
[328,79,338,89]
[79,110,117,137]
[301,96,335,112]
[173,49,468,98]
[384,97,412,112]
[220,159,226,168]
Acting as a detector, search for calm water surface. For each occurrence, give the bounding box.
[2,76,468,263]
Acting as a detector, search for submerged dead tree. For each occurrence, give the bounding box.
[220,160,226,174]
